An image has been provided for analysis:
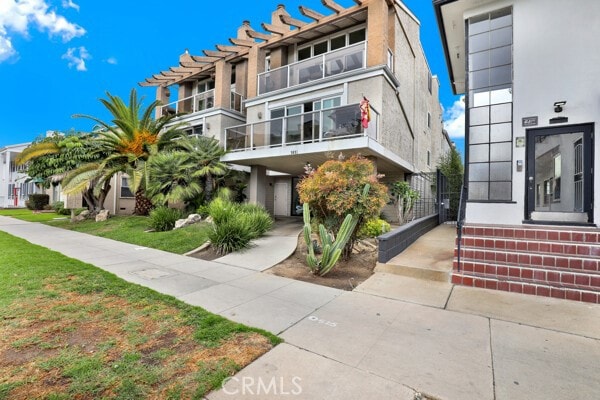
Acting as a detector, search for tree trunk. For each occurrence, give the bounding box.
[97,180,111,211]
[205,173,214,202]
[134,188,154,216]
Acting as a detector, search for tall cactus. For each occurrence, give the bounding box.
[302,184,370,276]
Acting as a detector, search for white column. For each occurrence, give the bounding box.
[249,165,267,206]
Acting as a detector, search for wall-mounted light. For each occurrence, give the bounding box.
[205,122,211,130]
[554,101,566,113]
[257,112,263,119]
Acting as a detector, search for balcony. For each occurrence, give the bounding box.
[224,103,379,152]
[160,90,245,117]
[258,42,367,95]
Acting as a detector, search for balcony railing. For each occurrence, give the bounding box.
[224,103,379,152]
[258,42,367,95]
[160,89,245,117]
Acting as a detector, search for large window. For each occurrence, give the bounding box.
[467,7,513,201]
[297,27,366,61]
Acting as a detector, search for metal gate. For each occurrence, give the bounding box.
[436,170,462,224]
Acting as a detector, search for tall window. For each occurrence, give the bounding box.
[121,176,134,198]
[467,7,513,201]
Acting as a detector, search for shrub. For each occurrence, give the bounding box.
[206,197,273,255]
[52,201,71,215]
[243,206,273,237]
[357,218,391,238]
[149,207,183,232]
[208,217,255,255]
[297,155,388,256]
[28,194,50,210]
[196,204,210,218]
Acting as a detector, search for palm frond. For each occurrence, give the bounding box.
[16,142,60,165]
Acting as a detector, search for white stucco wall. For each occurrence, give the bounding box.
[463,0,600,225]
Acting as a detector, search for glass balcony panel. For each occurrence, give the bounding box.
[225,125,250,151]
[259,67,288,94]
[290,57,324,87]
[259,42,366,94]
[322,104,363,140]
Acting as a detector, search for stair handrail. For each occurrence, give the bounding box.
[455,182,468,272]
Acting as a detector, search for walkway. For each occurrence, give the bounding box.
[1,216,599,400]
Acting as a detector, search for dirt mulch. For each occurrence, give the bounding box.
[265,234,378,291]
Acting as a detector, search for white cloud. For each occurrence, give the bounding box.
[443,95,466,139]
[62,46,90,71]
[0,0,85,62]
[62,0,79,11]
[0,35,16,62]
[106,57,118,65]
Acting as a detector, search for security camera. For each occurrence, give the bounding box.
[554,101,566,113]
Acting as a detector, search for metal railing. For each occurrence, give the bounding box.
[159,90,245,117]
[224,103,379,152]
[455,184,468,272]
[258,42,367,95]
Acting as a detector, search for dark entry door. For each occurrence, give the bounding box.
[526,124,594,224]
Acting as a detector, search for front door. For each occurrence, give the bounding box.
[274,182,290,216]
[526,124,594,224]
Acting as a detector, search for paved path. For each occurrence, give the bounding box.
[1,216,599,400]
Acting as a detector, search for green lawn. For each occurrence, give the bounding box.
[46,216,210,255]
[0,208,67,223]
[0,231,279,399]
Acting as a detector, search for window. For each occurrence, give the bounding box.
[120,176,134,198]
[427,151,431,167]
[387,49,394,72]
[428,71,433,94]
[7,183,14,199]
[297,27,366,61]
[348,28,366,44]
[467,7,513,201]
[196,80,215,94]
[427,112,431,129]
[184,125,203,137]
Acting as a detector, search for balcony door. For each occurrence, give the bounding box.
[526,124,593,224]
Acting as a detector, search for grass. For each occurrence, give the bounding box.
[46,216,210,255]
[0,208,67,223]
[0,231,280,399]
[1,209,208,255]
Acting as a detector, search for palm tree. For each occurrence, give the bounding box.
[146,151,203,207]
[172,136,228,202]
[73,89,186,215]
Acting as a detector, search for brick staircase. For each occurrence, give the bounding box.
[452,224,600,303]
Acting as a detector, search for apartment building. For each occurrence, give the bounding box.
[0,137,136,215]
[0,143,39,208]
[141,0,450,219]
[434,0,600,302]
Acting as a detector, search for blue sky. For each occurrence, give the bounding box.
[0,0,464,154]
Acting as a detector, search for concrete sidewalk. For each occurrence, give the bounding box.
[1,216,599,399]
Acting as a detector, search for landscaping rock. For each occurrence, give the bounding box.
[205,216,214,224]
[73,210,90,222]
[95,210,110,222]
[174,213,202,229]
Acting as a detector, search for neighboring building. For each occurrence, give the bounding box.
[0,137,135,215]
[140,0,450,219]
[434,0,600,302]
[0,143,39,208]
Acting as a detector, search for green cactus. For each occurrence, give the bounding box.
[302,184,370,276]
